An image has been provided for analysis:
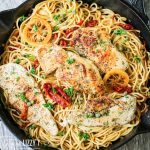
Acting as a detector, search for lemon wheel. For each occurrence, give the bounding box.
[22,17,52,46]
[103,69,129,89]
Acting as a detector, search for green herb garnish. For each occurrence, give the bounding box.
[78,132,90,141]
[64,87,74,97]
[23,54,36,61]
[103,121,109,126]
[29,124,36,129]
[34,91,40,96]
[18,93,27,102]
[96,49,99,53]
[16,58,21,64]
[43,102,54,110]
[30,67,36,74]
[134,55,141,63]
[52,87,57,93]
[53,14,60,21]
[16,76,20,82]
[122,37,129,44]
[33,25,38,32]
[41,75,46,79]
[95,112,101,118]
[66,58,75,64]
[86,112,94,118]
[57,131,66,136]
[19,15,27,23]
[52,26,59,32]
[113,29,127,35]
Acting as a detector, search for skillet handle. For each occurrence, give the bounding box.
[123,0,150,26]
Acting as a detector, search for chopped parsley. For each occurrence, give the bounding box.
[68,9,73,13]
[34,92,40,96]
[27,101,34,106]
[16,76,20,82]
[23,54,36,61]
[29,124,36,129]
[19,15,27,23]
[23,54,30,58]
[52,87,57,93]
[113,29,127,35]
[57,131,66,136]
[18,93,27,102]
[16,58,21,64]
[96,48,99,53]
[122,37,129,44]
[134,55,141,63]
[124,93,129,98]
[43,102,54,110]
[78,132,90,141]
[86,112,94,118]
[95,112,101,118]
[41,75,46,79]
[53,14,60,21]
[64,87,74,97]
[72,10,76,14]
[30,67,36,74]
[62,14,66,18]
[52,26,59,32]
[33,25,38,32]
[103,121,109,126]
[66,58,75,64]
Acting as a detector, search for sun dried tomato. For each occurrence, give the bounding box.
[118,23,133,30]
[86,20,98,27]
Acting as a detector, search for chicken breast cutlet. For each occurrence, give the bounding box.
[55,52,104,95]
[0,63,58,135]
[72,28,129,73]
[67,95,136,126]
[36,45,67,75]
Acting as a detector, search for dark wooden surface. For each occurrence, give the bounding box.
[0,0,150,150]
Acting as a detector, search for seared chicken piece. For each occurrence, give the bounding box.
[37,46,67,74]
[86,97,114,112]
[55,52,104,95]
[0,63,58,135]
[67,95,136,126]
[72,28,128,73]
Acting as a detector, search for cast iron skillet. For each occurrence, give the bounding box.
[0,0,150,150]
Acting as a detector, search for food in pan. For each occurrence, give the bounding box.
[0,0,149,149]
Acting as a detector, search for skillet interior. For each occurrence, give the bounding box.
[0,0,150,150]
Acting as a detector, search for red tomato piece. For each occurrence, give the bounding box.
[77,20,84,26]
[33,59,39,68]
[126,86,132,93]
[86,20,98,27]
[55,86,70,102]
[49,92,70,108]
[65,29,74,36]
[113,86,132,93]
[118,23,133,30]
[43,83,71,108]
[113,86,125,93]
[60,39,68,47]
[53,33,58,40]
[21,103,28,120]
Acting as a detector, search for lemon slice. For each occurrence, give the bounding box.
[22,17,52,46]
[104,69,129,89]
